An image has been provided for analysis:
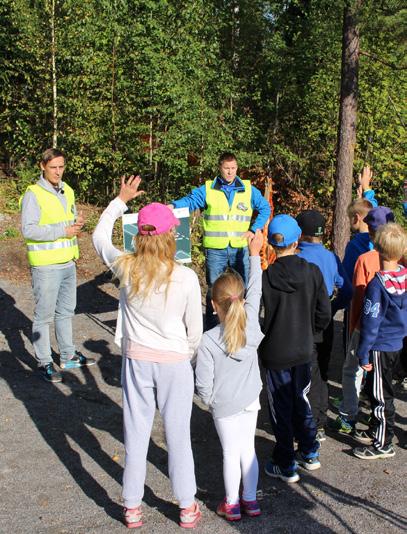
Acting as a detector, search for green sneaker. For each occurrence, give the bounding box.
[329,415,355,435]
[329,396,342,411]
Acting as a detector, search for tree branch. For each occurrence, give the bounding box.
[360,50,407,70]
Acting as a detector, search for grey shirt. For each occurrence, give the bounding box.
[20,175,76,270]
[195,255,264,418]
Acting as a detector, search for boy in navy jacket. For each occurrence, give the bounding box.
[353,223,407,459]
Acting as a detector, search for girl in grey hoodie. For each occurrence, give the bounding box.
[195,230,264,522]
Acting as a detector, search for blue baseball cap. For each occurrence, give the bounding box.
[268,214,302,247]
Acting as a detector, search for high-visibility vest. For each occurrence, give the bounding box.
[203,180,253,249]
[22,184,80,266]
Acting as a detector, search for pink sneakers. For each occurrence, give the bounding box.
[179,501,202,529]
[216,499,242,521]
[240,498,261,517]
[123,506,143,529]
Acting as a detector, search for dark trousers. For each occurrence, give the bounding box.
[401,338,407,374]
[365,350,400,449]
[309,319,334,429]
[265,363,318,469]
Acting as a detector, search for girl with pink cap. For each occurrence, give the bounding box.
[93,176,203,529]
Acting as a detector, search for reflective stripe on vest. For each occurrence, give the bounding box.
[203,214,251,222]
[27,237,79,251]
[23,184,80,266]
[203,180,253,249]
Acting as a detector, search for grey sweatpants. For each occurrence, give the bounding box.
[121,357,197,509]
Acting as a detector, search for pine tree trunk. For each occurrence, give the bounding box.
[333,1,362,258]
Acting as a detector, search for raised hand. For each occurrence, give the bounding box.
[118,175,145,204]
[359,165,373,192]
[248,229,264,256]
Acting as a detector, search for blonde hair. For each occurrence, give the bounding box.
[212,270,246,355]
[374,223,407,261]
[114,231,176,299]
[347,198,373,220]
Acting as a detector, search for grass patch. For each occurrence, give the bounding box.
[0,227,19,240]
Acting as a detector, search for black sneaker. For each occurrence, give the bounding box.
[353,444,395,460]
[60,351,96,370]
[352,429,374,445]
[39,363,63,383]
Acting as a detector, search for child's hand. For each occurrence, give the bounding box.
[118,175,145,204]
[361,363,372,371]
[358,166,373,192]
[248,229,264,256]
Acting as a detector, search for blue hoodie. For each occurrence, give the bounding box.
[342,233,374,282]
[357,267,407,366]
[297,242,352,312]
[341,188,378,281]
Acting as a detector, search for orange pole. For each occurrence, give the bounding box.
[261,175,276,269]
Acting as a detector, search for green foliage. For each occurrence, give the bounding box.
[0,227,19,240]
[0,162,38,213]
[0,0,405,217]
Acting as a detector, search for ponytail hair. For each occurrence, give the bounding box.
[212,270,246,355]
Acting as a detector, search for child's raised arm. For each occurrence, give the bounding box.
[245,230,264,321]
[92,175,144,271]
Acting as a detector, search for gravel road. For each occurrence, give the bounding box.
[0,276,406,534]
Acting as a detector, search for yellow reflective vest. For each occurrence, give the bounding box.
[22,184,79,266]
[203,180,252,249]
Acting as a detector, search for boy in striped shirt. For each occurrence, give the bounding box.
[353,223,407,459]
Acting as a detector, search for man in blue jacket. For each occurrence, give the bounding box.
[170,152,270,329]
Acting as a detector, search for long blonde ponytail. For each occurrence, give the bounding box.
[212,270,246,354]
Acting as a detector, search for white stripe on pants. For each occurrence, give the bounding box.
[372,350,386,449]
[121,358,196,509]
[214,407,259,505]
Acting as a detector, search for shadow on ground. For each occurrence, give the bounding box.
[1,285,406,533]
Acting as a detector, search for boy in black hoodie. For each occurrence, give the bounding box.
[259,215,331,482]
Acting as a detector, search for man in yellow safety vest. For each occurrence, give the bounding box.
[20,148,95,382]
[171,152,271,329]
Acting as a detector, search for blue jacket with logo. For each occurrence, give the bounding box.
[172,176,271,233]
[357,268,407,365]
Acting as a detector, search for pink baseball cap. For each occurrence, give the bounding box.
[137,202,180,235]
